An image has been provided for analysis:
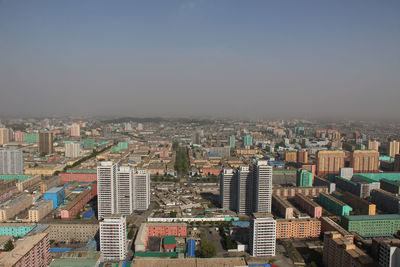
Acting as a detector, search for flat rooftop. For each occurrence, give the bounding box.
[345,214,400,221]
[45,187,64,194]
[0,233,48,266]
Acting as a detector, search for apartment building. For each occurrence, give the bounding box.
[249,213,276,257]
[100,215,127,261]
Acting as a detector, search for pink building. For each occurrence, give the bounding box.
[91,182,97,198]
[61,189,92,219]
[147,224,187,237]
[14,131,25,142]
[201,167,221,176]
[59,172,97,183]
[0,233,51,267]
[294,193,322,219]
[70,123,80,137]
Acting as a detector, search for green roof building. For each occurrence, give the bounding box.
[0,224,36,237]
[318,192,352,216]
[23,133,39,144]
[83,138,95,149]
[342,214,400,237]
[229,135,236,149]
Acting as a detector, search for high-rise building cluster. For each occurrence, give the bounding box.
[97,161,150,219]
[220,160,273,215]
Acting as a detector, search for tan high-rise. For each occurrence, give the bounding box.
[389,140,400,158]
[368,140,379,152]
[0,128,9,145]
[316,150,345,176]
[351,150,379,173]
[39,132,53,155]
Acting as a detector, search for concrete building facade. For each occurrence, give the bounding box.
[323,232,375,267]
[249,213,276,257]
[294,193,322,218]
[219,168,235,211]
[0,149,23,175]
[316,150,346,176]
[100,215,127,261]
[276,218,321,239]
[351,150,379,173]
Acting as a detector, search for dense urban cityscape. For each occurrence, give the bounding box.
[0,118,399,266]
[1,1,400,266]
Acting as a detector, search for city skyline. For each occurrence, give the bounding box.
[1,1,400,119]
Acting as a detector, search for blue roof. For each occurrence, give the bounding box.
[45,187,64,194]
[232,221,250,227]
[50,248,71,253]
[83,210,95,218]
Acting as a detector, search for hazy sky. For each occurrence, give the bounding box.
[1,0,399,120]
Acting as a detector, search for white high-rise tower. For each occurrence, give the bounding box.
[253,160,273,213]
[133,169,150,210]
[97,162,117,219]
[100,215,127,261]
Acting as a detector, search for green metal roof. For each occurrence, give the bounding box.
[356,173,400,182]
[0,175,31,181]
[163,235,176,245]
[345,214,400,221]
[380,156,395,162]
[381,178,400,187]
[49,259,98,267]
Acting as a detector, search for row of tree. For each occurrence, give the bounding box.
[174,147,189,175]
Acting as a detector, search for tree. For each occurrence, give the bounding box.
[4,240,14,251]
[199,241,217,258]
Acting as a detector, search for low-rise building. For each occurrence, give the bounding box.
[60,189,92,220]
[28,199,53,222]
[318,192,352,216]
[323,231,375,267]
[0,223,36,237]
[320,217,353,242]
[0,233,51,267]
[135,223,187,252]
[370,189,400,214]
[380,179,400,195]
[0,194,34,222]
[272,194,294,219]
[276,218,320,239]
[58,170,97,184]
[342,214,400,237]
[314,175,336,193]
[294,193,322,218]
[272,186,328,199]
[44,222,99,243]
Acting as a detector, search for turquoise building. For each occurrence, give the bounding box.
[23,133,39,144]
[318,192,352,216]
[296,169,313,187]
[229,135,236,149]
[0,224,36,237]
[243,134,253,147]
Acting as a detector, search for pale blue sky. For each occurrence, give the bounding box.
[0,0,399,119]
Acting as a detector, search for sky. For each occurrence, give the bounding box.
[0,0,399,120]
